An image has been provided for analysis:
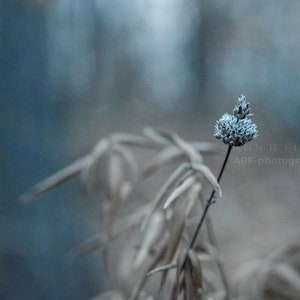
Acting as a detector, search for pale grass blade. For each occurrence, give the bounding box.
[134,211,165,268]
[111,132,158,149]
[81,139,109,187]
[71,203,151,259]
[163,176,197,210]
[146,262,177,277]
[140,163,190,232]
[112,144,138,181]
[151,128,203,163]
[187,249,203,299]
[192,163,222,196]
[142,146,184,179]
[20,155,91,203]
[90,290,125,300]
[185,182,202,218]
[143,127,172,146]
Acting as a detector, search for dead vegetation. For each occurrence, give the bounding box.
[21,127,300,300]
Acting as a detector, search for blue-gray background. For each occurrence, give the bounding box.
[1,0,300,299]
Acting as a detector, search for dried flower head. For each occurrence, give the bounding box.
[214,95,258,147]
[233,95,252,120]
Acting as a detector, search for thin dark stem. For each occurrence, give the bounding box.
[189,145,232,250]
[217,145,233,182]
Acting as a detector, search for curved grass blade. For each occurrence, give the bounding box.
[20,155,91,203]
[140,163,190,233]
[192,163,222,197]
[163,176,197,210]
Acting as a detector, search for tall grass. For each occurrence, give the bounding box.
[21,97,300,300]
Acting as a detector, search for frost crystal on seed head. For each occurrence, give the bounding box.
[214,95,258,147]
[233,95,253,120]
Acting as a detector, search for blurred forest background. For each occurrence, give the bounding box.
[1,0,300,299]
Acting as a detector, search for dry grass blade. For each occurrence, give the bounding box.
[269,262,300,294]
[118,181,132,203]
[184,254,194,300]
[159,204,186,292]
[20,155,91,203]
[194,246,213,262]
[233,242,300,300]
[164,201,186,267]
[181,250,203,300]
[203,207,230,298]
[70,233,107,261]
[112,144,139,181]
[112,203,151,236]
[146,262,177,277]
[91,290,125,300]
[171,250,188,299]
[142,141,219,180]
[111,132,158,149]
[152,128,203,163]
[163,176,197,210]
[185,182,202,218]
[81,139,109,187]
[143,128,219,179]
[192,163,222,197]
[130,237,168,300]
[232,260,264,300]
[168,133,203,163]
[167,204,203,299]
[269,243,300,262]
[134,211,165,268]
[140,163,190,232]
[187,249,203,299]
[108,153,123,201]
[149,127,177,141]
[71,204,151,260]
[142,146,185,179]
[166,208,203,300]
[104,153,124,231]
[143,127,172,146]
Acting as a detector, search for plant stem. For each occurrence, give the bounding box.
[189,145,233,250]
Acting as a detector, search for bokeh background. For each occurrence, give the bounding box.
[1,0,300,299]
